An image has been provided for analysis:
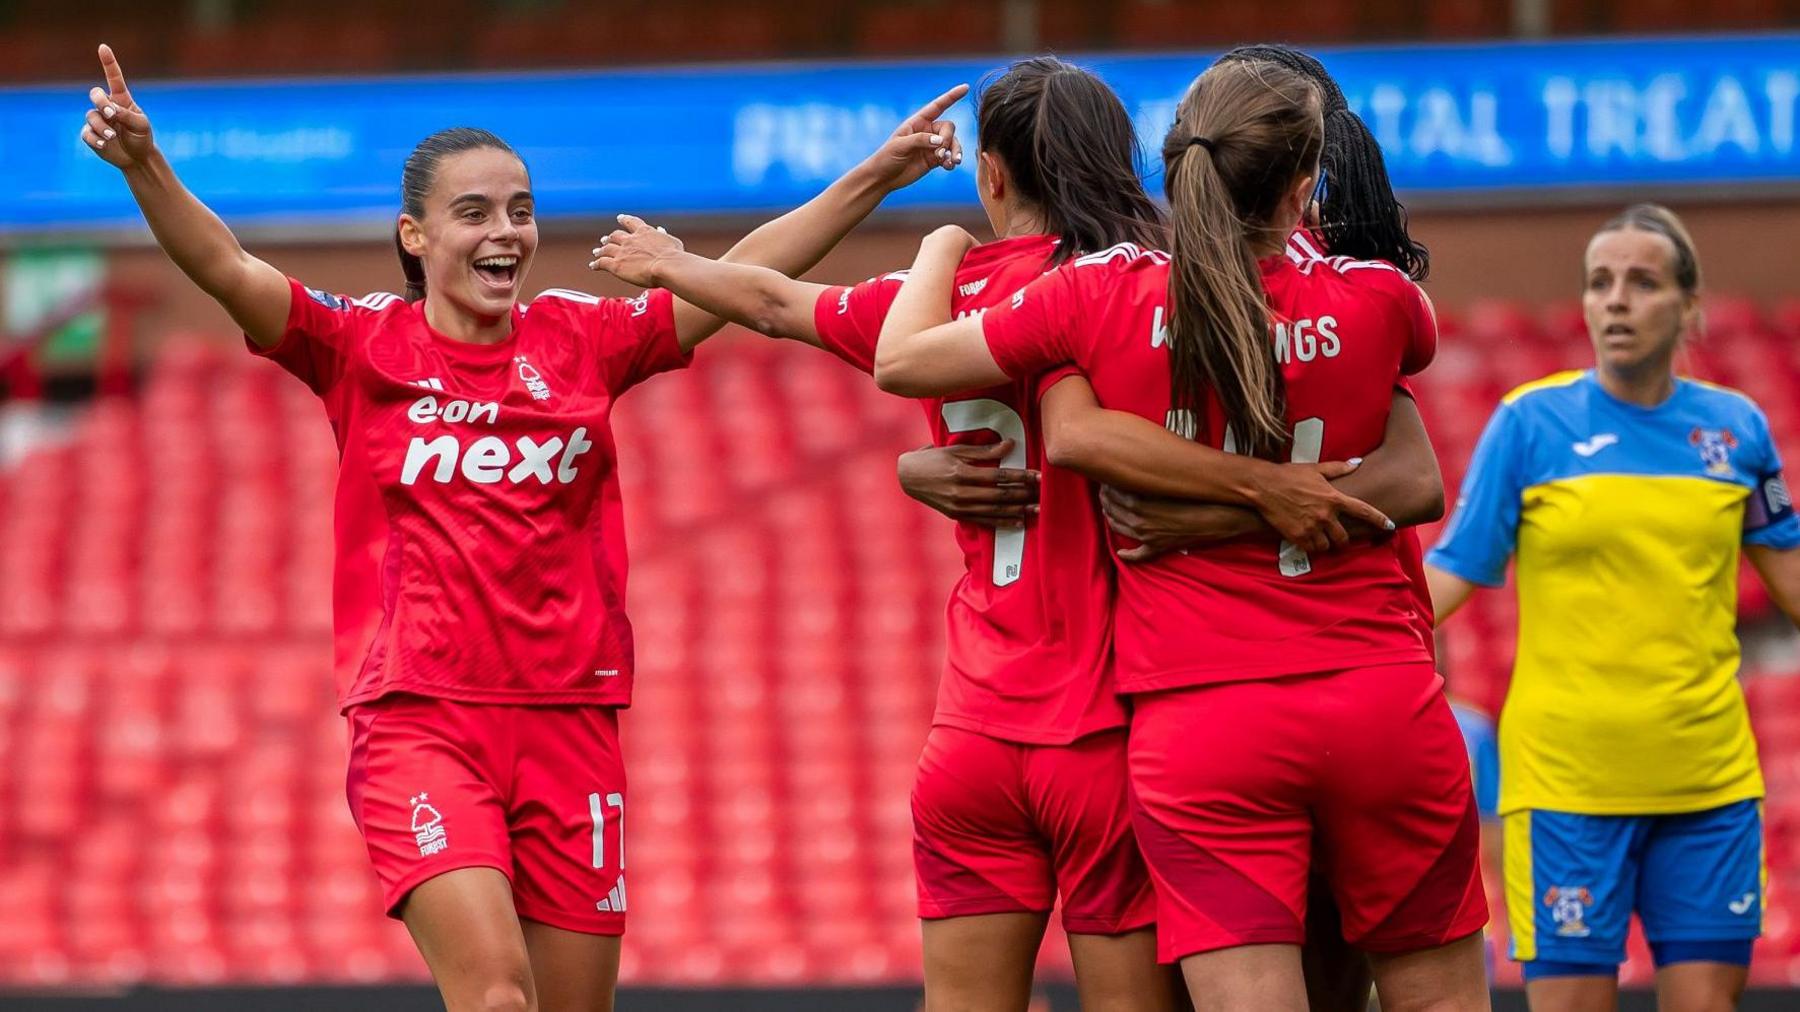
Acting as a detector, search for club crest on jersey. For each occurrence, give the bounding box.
[1545,886,1594,938]
[515,355,553,401]
[409,792,448,857]
[1690,427,1738,477]
[305,286,347,310]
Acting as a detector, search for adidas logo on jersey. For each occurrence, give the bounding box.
[400,428,595,486]
[595,877,627,913]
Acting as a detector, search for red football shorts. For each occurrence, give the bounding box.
[1128,663,1487,962]
[345,695,629,935]
[912,725,1155,934]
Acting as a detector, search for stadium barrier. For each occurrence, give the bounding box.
[1,34,1796,235]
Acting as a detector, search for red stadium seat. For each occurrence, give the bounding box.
[6,299,1798,989]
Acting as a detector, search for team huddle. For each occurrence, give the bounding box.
[80,29,1800,1012]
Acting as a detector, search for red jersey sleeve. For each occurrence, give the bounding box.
[1035,364,1084,402]
[250,278,396,398]
[980,268,1084,380]
[582,288,687,396]
[813,274,904,375]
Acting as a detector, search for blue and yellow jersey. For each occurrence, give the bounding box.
[1429,370,1800,816]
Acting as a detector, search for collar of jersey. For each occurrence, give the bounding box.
[418,300,528,364]
[963,232,1058,272]
[1581,369,1690,416]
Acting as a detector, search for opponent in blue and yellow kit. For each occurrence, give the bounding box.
[1429,369,1800,977]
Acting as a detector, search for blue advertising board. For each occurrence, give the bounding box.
[0,35,1795,233]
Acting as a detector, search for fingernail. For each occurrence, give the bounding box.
[592,248,602,255]
[103,129,115,140]
[617,213,628,222]
[1347,457,1363,467]
[928,134,943,144]
[103,107,115,119]
[1384,519,1397,530]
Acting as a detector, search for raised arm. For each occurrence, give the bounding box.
[591,220,830,346]
[82,45,290,347]
[603,85,968,351]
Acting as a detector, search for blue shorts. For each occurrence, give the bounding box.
[1505,800,1762,977]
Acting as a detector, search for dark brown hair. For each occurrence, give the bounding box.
[1160,60,1323,458]
[977,56,1164,265]
[1217,43,1429,280]
[394,127,523,302]
[1592,203,1701,296]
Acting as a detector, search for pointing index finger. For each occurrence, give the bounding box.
[908,84,969,126]
[98,44,131,103]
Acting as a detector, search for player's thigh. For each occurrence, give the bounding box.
[1127,684,1317,965]
[1026,729,1155,938]
[345,696,516,923]
[1065,929,1179,1012]
[522,918,621,1012]
[920,911,1048,1012]
[1312,665,1487,955]
[402,866,536,1012]
[1302,876,1374,1012]
[913,726,1056,920]
[1179,944,1307,1012]
[1654,960,1747,1012]
[1504,808,1640,973]
[1364,932,1491,1012]
[507,705,630,940]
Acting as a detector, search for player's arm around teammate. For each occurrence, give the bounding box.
[1096,389,1443,561]
[1428,205,1800,1012]
[875,60,1492,1012]
[597,216,1387,551]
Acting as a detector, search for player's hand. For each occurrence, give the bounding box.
[1249,460,1393,554]
[864,84,967,192]
[897,442,1039,527]
[589,214,681,288]
[81,44,155,170]
[1100,487,1258,562]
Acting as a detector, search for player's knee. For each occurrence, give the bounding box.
[474,980,532,1012]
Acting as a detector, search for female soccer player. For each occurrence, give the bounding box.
[869,58,1491,1012]
[591,56,1440,1011]
[77,43,964,1012]
[1427,205,1800,1012]
[1097,41,1439,568]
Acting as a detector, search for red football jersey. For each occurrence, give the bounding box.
[982,241,1437,693]
[254,278,689,710]
[1290,230,1440,661]
[813,233,1125,744]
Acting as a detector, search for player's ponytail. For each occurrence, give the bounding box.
[1217,44,1430,281]
[1162,60,1322,459]
[396,127,524,303]
[976,56,1164,265]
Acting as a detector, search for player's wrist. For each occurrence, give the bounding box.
[119,145,169,183]
[1232,457,1283,509]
